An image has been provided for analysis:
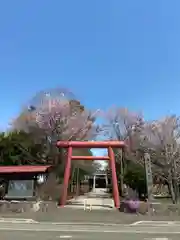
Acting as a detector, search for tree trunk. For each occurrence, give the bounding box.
[167,165,179,204]
[76,167,80,196]
[172,159,179,203]
[70,167,75,193]
[120,171,124,195]
[120,150,124,196]
[173,178,179,203]
[168,179,176,204]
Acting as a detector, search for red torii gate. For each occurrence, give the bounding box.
[56,140,126,209]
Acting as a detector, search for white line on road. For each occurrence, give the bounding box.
[48,222,125,226]
[59,236,72,239]
[0,220,180,236]
[0,218,38,223]
[131,221,144,225]
[0,226,180,234]
[144,238,170,240]
[0,220,125,226]
[131,221,180,226]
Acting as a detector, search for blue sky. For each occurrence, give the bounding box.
[0,0,180,132]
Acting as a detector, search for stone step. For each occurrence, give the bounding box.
[65,205,114,210]
[67,197,114,207]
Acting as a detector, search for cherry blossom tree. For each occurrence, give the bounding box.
[141,116,180,203]
[13,89,98,142]
[12,89,99,172]
[34,98,98,142]
[102,107,144,194]
[10,89,100,199]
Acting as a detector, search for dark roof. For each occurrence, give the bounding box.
[0,165,52,174]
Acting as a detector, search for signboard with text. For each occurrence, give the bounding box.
[5,180,35,199]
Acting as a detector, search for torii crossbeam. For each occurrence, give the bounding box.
[56,140,126,209]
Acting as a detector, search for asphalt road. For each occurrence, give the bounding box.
[2,208,180,224]
[0,221,180,239]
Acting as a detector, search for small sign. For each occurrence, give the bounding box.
[5,180,35,199]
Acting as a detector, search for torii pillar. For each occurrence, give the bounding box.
[56,140,126,209]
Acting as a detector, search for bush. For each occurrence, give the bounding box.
[124,199,140,212]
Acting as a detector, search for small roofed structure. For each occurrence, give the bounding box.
[0,165,52,200]
[85,170,110,192]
